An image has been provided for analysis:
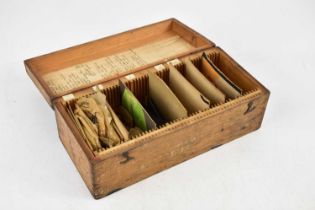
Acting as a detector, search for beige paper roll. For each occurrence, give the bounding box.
[183,59,225,103]
[93,91,129,142]
[168,64,210,113]
[148,71,187,121]
[74,105,102,151]
[201,55,242,99]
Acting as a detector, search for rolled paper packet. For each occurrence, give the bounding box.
[107,105,129,141]
[66,103,94,150]
[74,104,102,151]
[201,53,242,99]
[66,103,92,147]
[183,59,226,103]
[66,103,83,133]
[99,103,120,147]
[148,71,188,121]
[93,91,129,141]
[76,115,100,151]
[168,64,210,113]
[74,104,99,136]
[68,108,93,150]
[76,97,107,140]
[119,80,157,131]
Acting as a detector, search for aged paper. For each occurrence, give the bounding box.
[148,71,187,121]
[183,59,226,103]
[43,35,194,95]
[200,53,242,99]
[168,64,210,113]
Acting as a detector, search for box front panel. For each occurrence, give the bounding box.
[91,90,269,198]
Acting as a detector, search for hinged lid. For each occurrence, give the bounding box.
[25,18,215,107]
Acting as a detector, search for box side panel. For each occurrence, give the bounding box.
[55,107,94,194]
[92,92,269,198]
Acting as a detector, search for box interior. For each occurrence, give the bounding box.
[61,48,263,156]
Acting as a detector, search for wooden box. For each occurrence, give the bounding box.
[25,18,270,199]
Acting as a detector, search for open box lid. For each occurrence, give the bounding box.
[25,18,215,107]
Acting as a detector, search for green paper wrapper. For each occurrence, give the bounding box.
[119,80,156,131]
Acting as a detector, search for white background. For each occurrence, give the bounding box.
[0,0,314,209]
